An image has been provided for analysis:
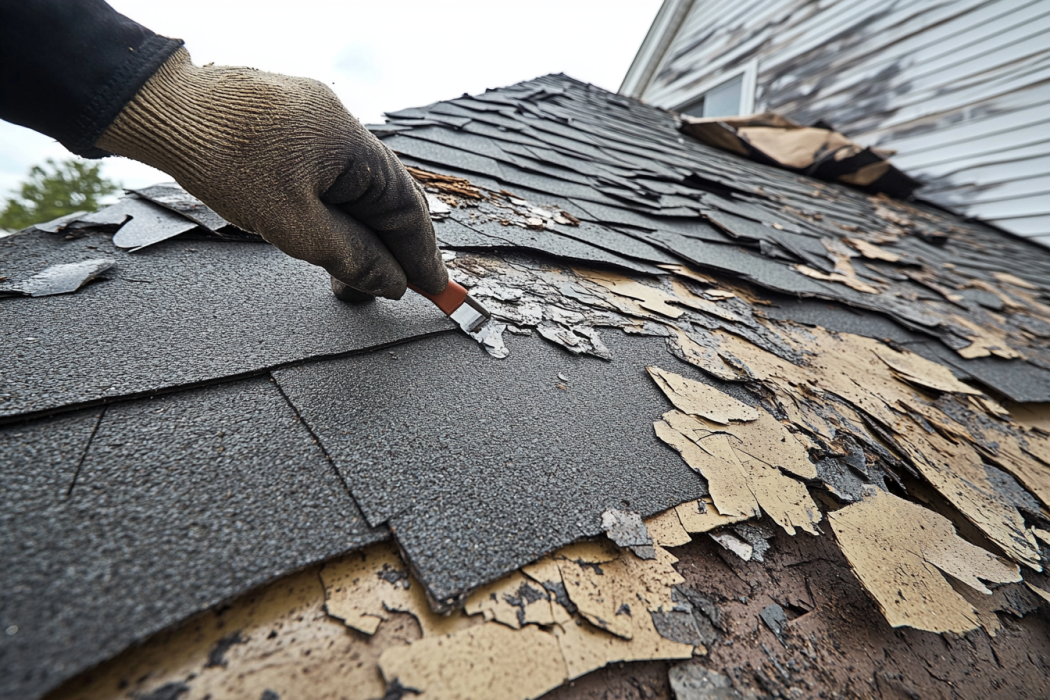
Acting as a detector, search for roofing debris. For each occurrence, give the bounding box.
[46,495,1050,700]
[679,113,919,198]
[14,183,248,252]
[128,184,228,233]
[601,508,656,559]
[669,661,753,700]
[380,77,1050,401]
[8,75,1050,699]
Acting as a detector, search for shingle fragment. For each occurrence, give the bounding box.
[602,508,656,559]
[0,257,113,296]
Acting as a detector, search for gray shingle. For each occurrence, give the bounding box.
[0,377,385,700]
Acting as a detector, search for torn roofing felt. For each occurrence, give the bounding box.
[678,112,921,199]
[5,74,1050,700]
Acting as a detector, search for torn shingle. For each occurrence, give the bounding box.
[0,257,113,297]
[709,530,755,561]
[110,196,200,250]
[601,508,656,560]
[646,366,757,423]
[129,183,228,233]
[679,113,920,198]
[643,507,692,548]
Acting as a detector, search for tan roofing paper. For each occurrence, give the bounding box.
[376,539,694,700]
[828,489,1021,634]
[651,375,822,537]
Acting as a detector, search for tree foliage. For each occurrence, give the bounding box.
[0,158,119,231]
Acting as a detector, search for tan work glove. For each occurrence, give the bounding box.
[96,48,447,300]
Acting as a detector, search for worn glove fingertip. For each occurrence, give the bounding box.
[368,268,408,301]
[330,276,376,303]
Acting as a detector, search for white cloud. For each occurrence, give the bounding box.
[1,0,660,196]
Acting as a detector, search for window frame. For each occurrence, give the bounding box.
[676,58,759,118]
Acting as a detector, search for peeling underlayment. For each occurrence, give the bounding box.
[5,75,1050,699]
[424,246,1050,628]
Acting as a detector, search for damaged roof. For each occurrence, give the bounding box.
[3,75,1050,700]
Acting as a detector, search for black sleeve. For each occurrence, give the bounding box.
[0,0,183,157]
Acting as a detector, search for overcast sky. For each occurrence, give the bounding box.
[1,0,661,196]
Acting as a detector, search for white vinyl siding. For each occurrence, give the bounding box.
[628,0,1050,244]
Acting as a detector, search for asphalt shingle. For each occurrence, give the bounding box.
[273,330,717,608]
[0,377,385,700]
[0,229,453,422]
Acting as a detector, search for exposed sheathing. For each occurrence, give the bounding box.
[48,534,700,700]
[654,525,1050,699]
[46,508,1050,700]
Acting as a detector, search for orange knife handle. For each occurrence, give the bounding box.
[408,280,468,317]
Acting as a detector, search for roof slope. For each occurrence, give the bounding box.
[3,75,1050,700]
[378,74,1050,402]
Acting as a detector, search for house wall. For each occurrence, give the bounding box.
[624,0,1050,246]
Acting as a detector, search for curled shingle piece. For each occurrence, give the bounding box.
[655,409,822,536]
[129,184,228,233]
[674,497,749,534]
[646,366,757,424]
[872,344,982,395]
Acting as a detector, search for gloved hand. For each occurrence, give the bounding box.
[96,48,447,300]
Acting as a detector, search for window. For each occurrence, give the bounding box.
[678,59,758,119]
[683,75,744,118]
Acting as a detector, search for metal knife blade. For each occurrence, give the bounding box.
[409,280,492,339]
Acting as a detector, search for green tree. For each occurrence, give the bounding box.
[0,158,119,231]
